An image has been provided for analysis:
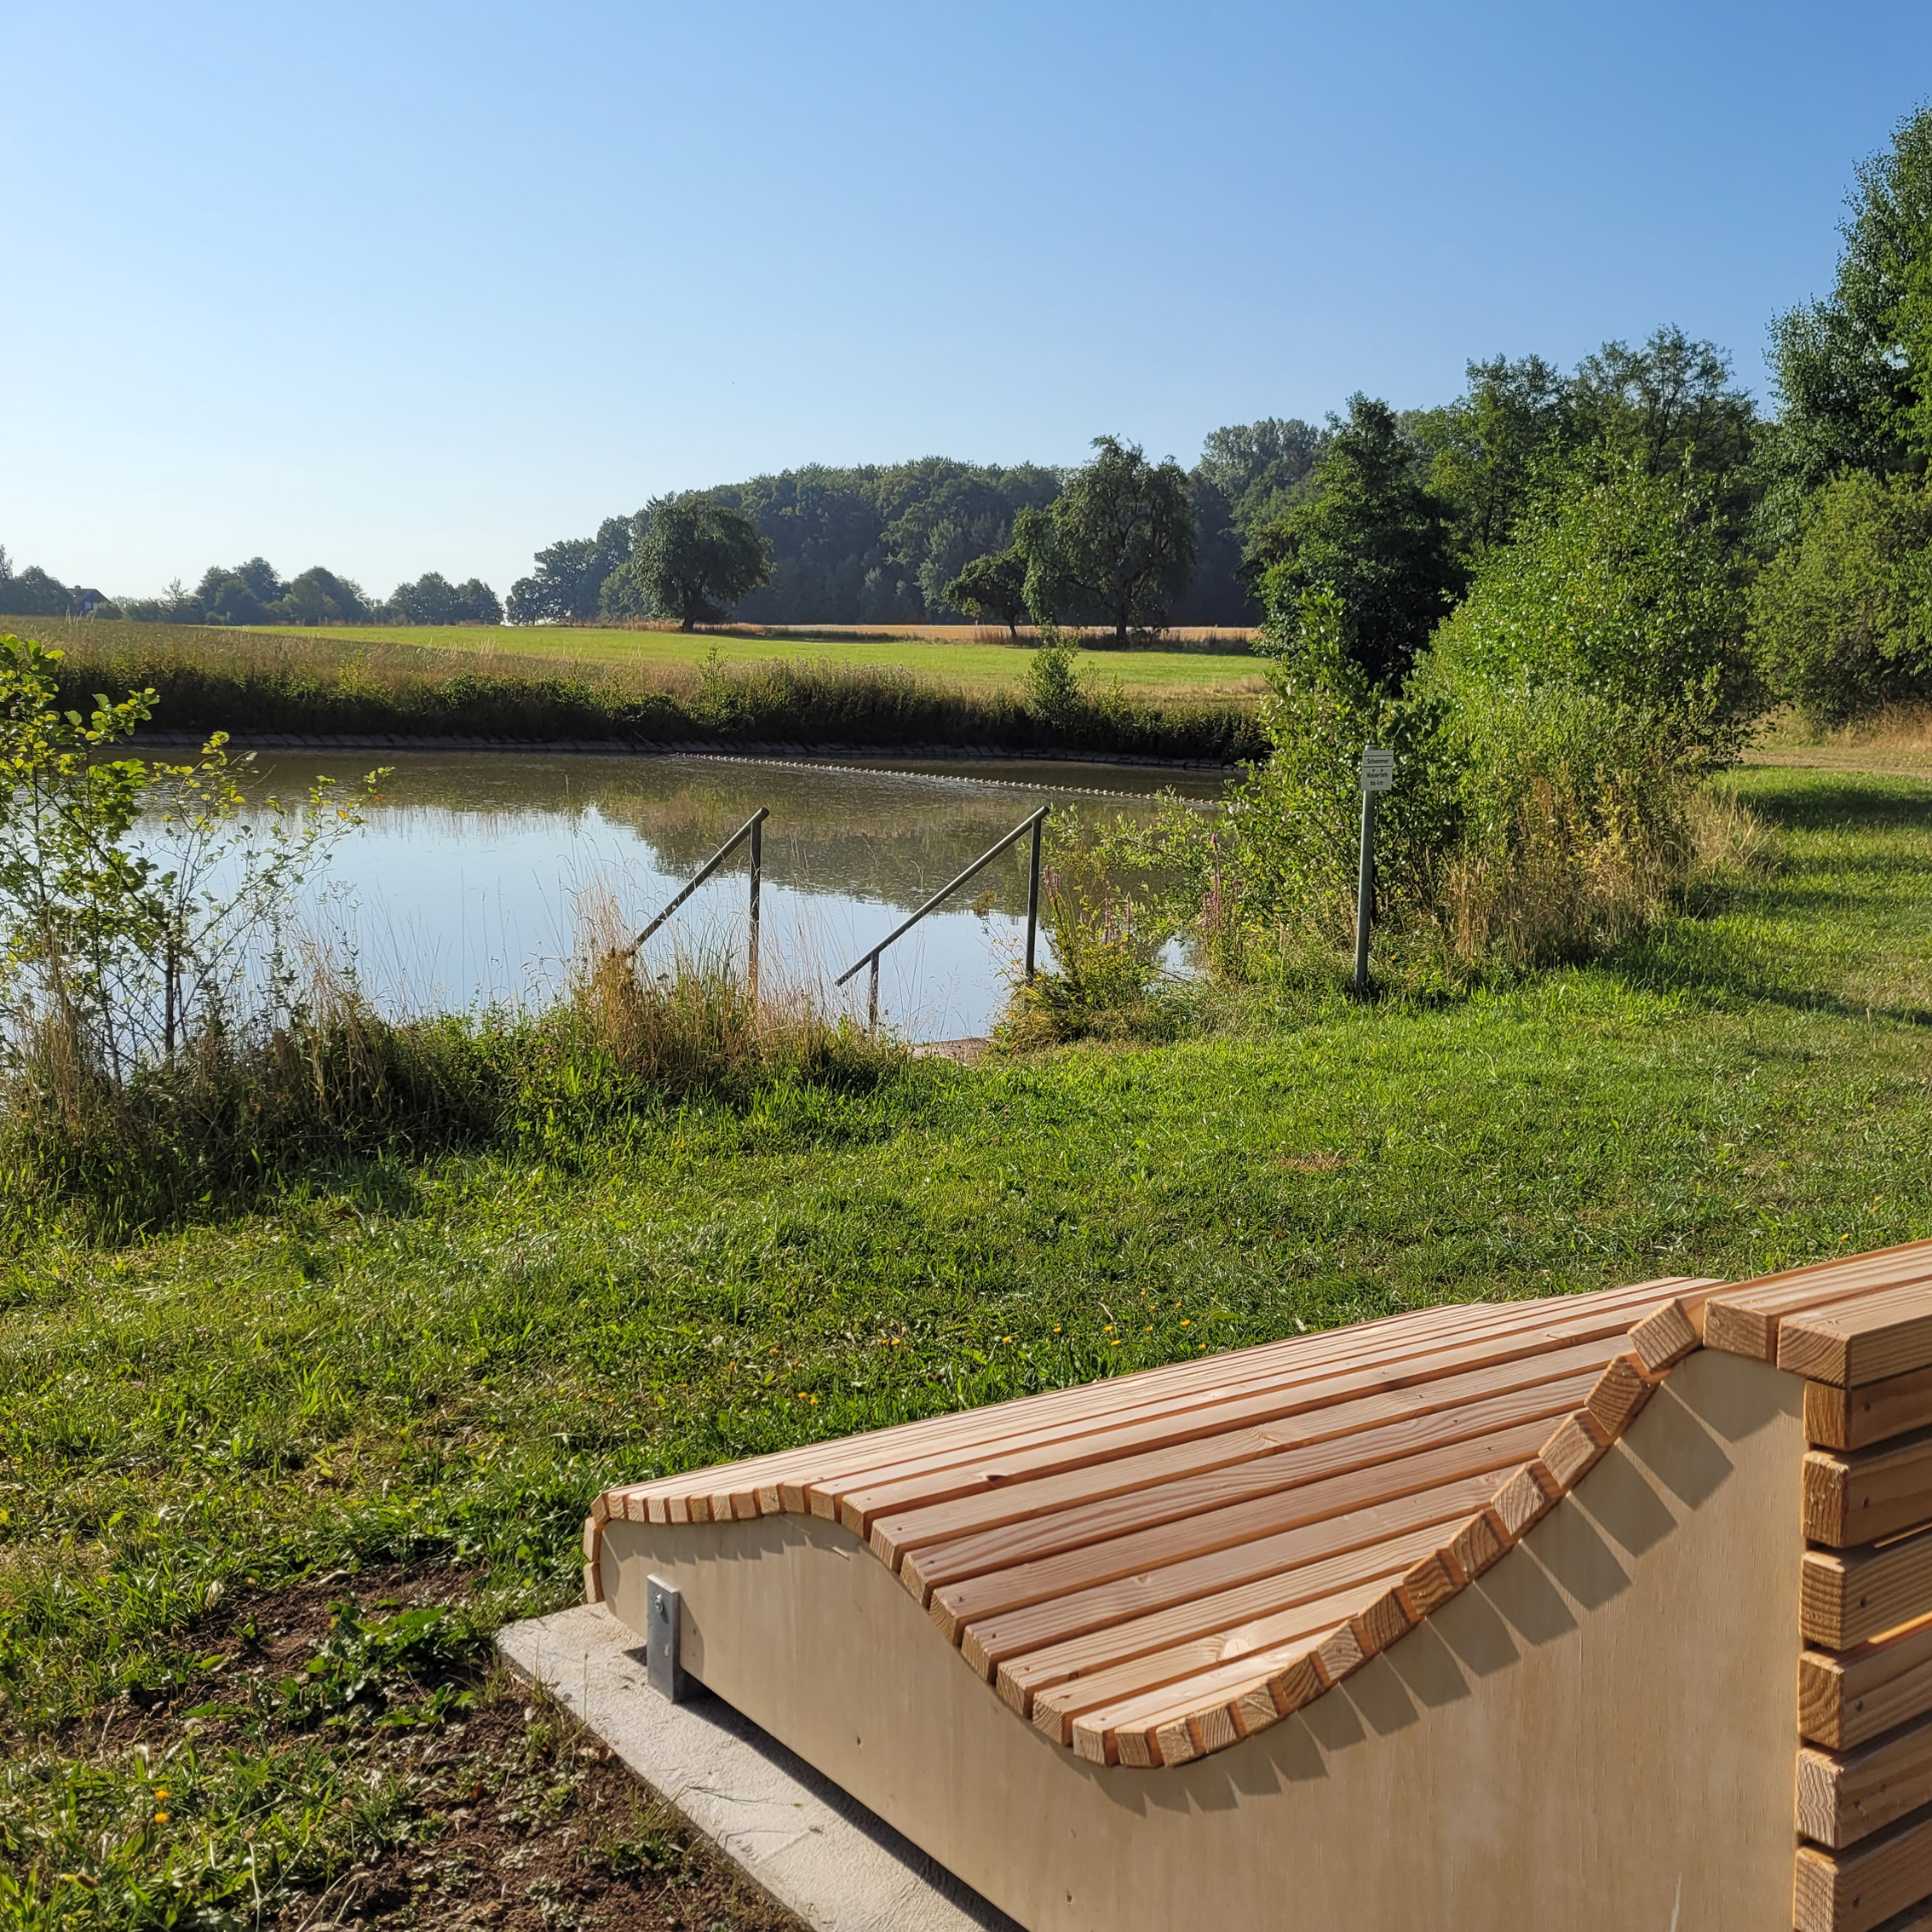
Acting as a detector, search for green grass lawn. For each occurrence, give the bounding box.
[249,623,1270,698]
[4,762,1932,1926]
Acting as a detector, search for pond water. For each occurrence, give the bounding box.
[233,752,1228,1040]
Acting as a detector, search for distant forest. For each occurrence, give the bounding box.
[504,424,1327,629]
[0,422,1326,633]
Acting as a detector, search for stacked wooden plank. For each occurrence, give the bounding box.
[588,1273,1716,1769]
[1699,1239,1932,1932]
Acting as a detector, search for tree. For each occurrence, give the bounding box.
[1412,354,1573,558]
[1570,328,1757,481]
[273,566,371,626]
[0,558,75,618]
[1760,106,1932,542]
[1419,456,1756,760]
[1751,471,1932,725]
[623,493,770,630]
[191,557,284,627]
[507,515,641,624]
[1194,418,1326,532]
[943,545,1030,634]
[1038,437,1196,642]
[1247,395,1464,684]
[385,572,502,625]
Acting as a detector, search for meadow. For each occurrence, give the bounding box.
[13,618,1267,763]
[3,761,1932,1928]
[239,622,1268,698]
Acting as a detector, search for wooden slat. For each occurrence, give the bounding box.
[1026,1537,1438,1743]
[1794,1800,1932,1932]
[1538,1409,1613,1488]
[934,1432,1538,1643]
[828,1330,1630,1536]
[777,1279,1690,1521]
[1703,1241,1932,1366]
[1071,1639,1330,1768]
[1803,1616,1932,1751]
[901,1397,1579,1605]
[1583,1353,1657,1435]
[1785,1286,1932,1390]
[1013,1523,1447,1733]
[622,1297,1536,1515]
[1492,1459,1561,1539]
[1805,1528,1932,1651]
[1811,1370,1932,1454]
[1628,1295,1701,1373]
[964,1472,1498,1681]
[864,1343,1614,1564]
[1800,1714,1932,1850]
[604,1275,1705,1519]
[1807,1434,1932,1548]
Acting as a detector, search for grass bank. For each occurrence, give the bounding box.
[4,765,1931,1925]
[20,618,1266,762]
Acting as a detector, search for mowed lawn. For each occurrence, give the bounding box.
[249,623,1270,698]
[4,763,1932,1925]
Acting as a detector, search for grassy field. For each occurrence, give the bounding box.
[236,623,1269,698]
[4,762,1932,1927]
[13,618,1268,762]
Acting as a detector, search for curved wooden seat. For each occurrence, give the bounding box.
[583,1239,1932,1931]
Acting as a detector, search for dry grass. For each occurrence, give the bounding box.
[1428,778,1774,977]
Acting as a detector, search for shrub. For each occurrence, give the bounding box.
[1751,471,1932,727]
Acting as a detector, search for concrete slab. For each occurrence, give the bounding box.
[497,1601,1021,1932]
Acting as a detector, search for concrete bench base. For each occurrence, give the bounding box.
[497,1601,1017,1932]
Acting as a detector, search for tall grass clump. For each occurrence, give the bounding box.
[0,634,900,1233]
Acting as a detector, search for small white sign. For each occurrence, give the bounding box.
[1360,746,1394,793]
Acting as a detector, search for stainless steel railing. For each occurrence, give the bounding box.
[835,807,1047,1028]
[629,807,768,996]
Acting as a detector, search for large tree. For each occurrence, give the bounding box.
[942,544,1030,635]
[625,493,770,630]
[507,515,641,624]
[1412,354,1573,559]
[1030,436,1195,641]
[1761,106,1932,543]
[1247,396,1463,684]
[386,572,502,625]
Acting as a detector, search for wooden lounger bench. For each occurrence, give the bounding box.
[581,1239,1932,1932]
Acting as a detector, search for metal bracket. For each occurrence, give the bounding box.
[646,1576,691,1703]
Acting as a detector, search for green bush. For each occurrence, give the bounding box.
[1088,461,1765,995]
[1751,471,1932,727]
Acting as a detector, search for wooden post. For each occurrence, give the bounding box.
[748,815,762,1003]
[1354,791,1375,998]
[1354,747,1393,998]
[1025,814,1044,980]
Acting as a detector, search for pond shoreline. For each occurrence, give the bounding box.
[130,727,1242,778]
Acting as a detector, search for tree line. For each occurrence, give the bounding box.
[501,329,1768,650]
[0,555,503,629]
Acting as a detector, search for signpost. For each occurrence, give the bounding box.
[1355,746,1393,996]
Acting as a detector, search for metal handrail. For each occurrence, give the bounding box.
[836,806,1047,1028]
[629,807,768,996]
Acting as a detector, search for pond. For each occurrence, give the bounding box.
[237,751,1228,1040]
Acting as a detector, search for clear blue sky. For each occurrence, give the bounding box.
[5,1,1929,602]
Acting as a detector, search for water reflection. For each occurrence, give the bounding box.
[231,752,1222,1040]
